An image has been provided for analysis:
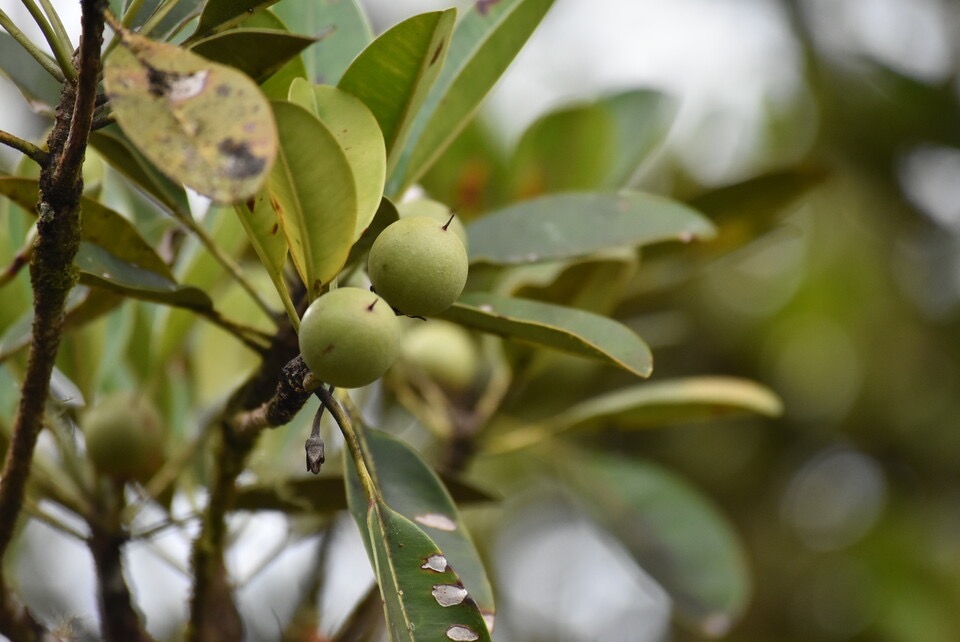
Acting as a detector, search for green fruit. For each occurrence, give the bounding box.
[397,198,468,250]
[83,393,165,483]
[299,287,401,388]
[368,215,468,316]
[400,321,479,391]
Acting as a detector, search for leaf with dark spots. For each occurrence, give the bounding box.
[218,138,267,179]
[104,31,277,203]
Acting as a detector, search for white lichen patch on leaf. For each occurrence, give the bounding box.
[415,513,457,531]
[166,70,208,101]
[445,624,480,641]
[421,554,449,573]
[432,584,469,607]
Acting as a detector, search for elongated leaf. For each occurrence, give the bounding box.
[189,29,315,84]
[233,193,295,323]
[0,177,173,278]
[509,102,613,197]
[487,376,783,453]
[344,430,495,624]
[0,32,61,111]
[115,0,204,39]
[89,128,192,216]
[234,472,495,513]
[554,376,783,430]
[289,80,386,240]
[567,455,751,637]
[236,10,310,101]
[76,242,212,310]
[367,501,491,642]
[688,166,827,256]
[394,0,555,194]
[192,0,281,40]
[338,10,456,176]
[467,191,715,265]
[272,0,373,84]
[104,31,277,203]
[268,101,357,298]
[441,292,652,377]
[601,89,678,188]
[344,196,399,267]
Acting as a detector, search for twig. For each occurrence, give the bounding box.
[19,0,77,80]
[0,8,65,82]
[88,479,153,642]
[37,0,71,55]
[0,2,106,637]
[187,325,301,642]
[316,388,379,503]
[0,231,35,289]
[196,307,272,356]
[0,130,49,166]
[229,355,317,437]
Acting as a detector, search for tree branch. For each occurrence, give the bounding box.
[187,326,302,642]
[0,1,105,638]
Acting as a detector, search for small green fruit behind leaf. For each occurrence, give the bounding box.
[400,320,479,391]
[368,215,468,316]
[82,393,165,483]
[299,287,401,388]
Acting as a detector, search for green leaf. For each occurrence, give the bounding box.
[0,177,174,279]
[344,430,496,622]
[233,472,496,514]
[509,102,614,196]
[507,89,677,196]
[189,29,316,84]
[115,0,204,39]
[367,501,492,642]
[441,292,652,377]
[268,100,358,298]
[104,32,278,203]
[554,376,784,429]
[393,0,555,194]
[75,242,212,310]
[488,376,783,453]
[232,193,296,325]
[688,166,828,257]
[272,0,373,84]
[89,128,192,216]
[0,32,61,111]
[344,196,399,268]
[338,10,456,176]
[600,89,678,188]
[288,80,386,241]
[567,454,751,637]
[237,11,310,101]
[191,0,281,40]
[467,191,716,265]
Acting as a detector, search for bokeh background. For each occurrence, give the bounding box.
[2,0,960,640]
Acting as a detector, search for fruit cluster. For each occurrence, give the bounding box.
[298,215,469,388]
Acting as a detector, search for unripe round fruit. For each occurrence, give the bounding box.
[368,215,468,316]
[400,321,479,391]
[83,393,165,483]
[397,199,468,250]
[299,287,401,388]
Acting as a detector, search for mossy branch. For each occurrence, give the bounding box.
[0,2,106,639]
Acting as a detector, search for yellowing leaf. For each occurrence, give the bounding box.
[104,31,277,203]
